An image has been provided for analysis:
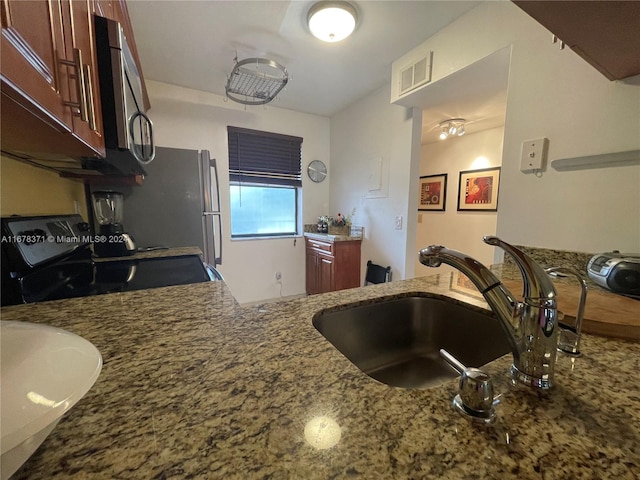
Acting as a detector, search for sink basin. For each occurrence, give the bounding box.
[0,321,102,478]
[313,295,511,389]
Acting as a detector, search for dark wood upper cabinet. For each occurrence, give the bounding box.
[513,1,640,81]
[1,0,105,158]
[1,1,75,139]
[67,0,105,154]
[1,0,149,173]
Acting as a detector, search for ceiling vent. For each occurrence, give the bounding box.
[399,51,433,95]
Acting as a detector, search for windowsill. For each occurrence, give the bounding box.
[230,234,304,242]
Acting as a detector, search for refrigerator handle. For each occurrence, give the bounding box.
[210,157,222,266]
[202,213,222,267]
[201,150,213,214]
[201,150,222,266]
[211,157,221,215]
[213,212,222,266]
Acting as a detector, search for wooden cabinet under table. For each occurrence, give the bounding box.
[305,235,362,295]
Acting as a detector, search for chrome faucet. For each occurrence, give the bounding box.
[419,236,559,389]
[545,266,588,356]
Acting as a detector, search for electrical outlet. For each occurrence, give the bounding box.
[275,272,282,281]
[395,216,403,230]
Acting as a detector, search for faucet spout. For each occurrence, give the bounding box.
[419,239,559,389]
[482,236,556,301]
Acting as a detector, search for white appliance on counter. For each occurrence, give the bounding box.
[113,146,222,267]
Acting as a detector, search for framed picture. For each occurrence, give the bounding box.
[449,271,484,300]
[418,174,447,211]
[457,167,501,211]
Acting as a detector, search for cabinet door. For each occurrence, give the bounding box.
[1,0,73,133]
[318,253,334,294]
[67,0,105,155]
[1,0,104,157]
[306,249,318,295]
[514,1,640,80]
[334,240,361,290]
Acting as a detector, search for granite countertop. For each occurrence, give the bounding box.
[92,246,203,262]
[2,266,639,478]
[303,232,362,242]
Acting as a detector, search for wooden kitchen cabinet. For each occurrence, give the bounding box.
[513,1,640,81]
[1,0,104,158]
[1,0,149,166]
[67,0,105,153]
[305,236,362,295]
[1,1,74,144]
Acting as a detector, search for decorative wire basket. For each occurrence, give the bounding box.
[225,57,288,106]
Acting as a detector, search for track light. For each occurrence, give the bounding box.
[438,118,466,140]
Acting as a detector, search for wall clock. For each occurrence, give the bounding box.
[307,160,327,183]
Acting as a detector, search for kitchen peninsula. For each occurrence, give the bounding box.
[2,267,639,479]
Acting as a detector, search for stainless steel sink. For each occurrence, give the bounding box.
[313,295,511,389]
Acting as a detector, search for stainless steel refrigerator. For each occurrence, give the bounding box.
[119,146,222,266]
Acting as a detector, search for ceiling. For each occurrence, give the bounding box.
[126,0,481,118]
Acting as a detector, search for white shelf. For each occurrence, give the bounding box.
[551,149,640,171]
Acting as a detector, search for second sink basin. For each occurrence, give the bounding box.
[313,295,511,389]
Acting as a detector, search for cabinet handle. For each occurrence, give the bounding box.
[321,258,331,264]
[59,48,89,122]
[82,63,97,131]
[551,34,565,50]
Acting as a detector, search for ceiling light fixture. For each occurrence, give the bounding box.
[438,118,466,140]
[307,1,357,43]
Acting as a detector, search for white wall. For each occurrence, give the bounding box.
[145,81,330,304]
[330,85,421,282]
[393,1,640,261]
[415,126,505,277]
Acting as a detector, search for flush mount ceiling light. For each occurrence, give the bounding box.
[307,1,357,43]
[439,118,466,140]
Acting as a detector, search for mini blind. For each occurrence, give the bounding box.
[228,126,303,187]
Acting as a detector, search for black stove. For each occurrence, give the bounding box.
[1,214,216,307]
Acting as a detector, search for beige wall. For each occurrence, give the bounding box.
[145,80,331,304]
[415,126,505,277]
[0,155,88,218]
[330,85,421,281]
[393,1,640,258]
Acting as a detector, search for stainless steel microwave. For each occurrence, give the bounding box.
[91,15,155,176]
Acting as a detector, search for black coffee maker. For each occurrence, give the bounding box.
[91,191,137,257]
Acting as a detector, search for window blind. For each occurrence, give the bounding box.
[228,126,303,187]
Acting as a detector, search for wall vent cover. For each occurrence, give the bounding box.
[399,51,433,95]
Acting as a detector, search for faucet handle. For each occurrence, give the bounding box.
[440,349,496,424]
[545,266,588,356]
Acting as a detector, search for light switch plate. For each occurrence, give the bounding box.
[520,138,549,173]
[395,216,403,230]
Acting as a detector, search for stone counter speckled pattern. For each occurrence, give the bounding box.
[92,246,203,262]
[1,267,639,479]
[303,232,362,242]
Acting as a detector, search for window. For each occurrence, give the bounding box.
[227,126,302,238]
